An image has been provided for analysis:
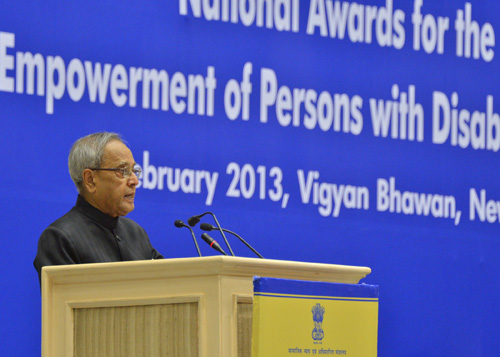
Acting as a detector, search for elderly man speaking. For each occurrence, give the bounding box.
[34,132,163,283]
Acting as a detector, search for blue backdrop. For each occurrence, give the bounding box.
[1,1,499,355]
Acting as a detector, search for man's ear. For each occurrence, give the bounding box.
[81,169,97,194]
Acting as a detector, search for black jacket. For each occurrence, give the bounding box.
[34,195,163,284]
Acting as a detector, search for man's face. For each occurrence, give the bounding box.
[92,140,139,217]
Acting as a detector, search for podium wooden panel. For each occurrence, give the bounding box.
[41,256,371,357]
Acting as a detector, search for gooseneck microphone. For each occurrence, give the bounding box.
[200,223,264,259]
[187,212,235,256]
[174,220,202,257]
[201,233,227,255]
[187,214,203,227]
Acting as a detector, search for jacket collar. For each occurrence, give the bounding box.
[75,195,119,230]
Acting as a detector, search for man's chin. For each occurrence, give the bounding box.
[118,203,135,216]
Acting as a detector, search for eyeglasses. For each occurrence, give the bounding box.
[89,165,142,179]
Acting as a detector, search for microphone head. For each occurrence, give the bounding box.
[174,220,185,228]
[201,233,227,255]
[200,223,215,231]
[201,232,213,244]
[187,215,201,227]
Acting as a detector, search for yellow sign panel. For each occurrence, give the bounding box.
[252,283,378,356]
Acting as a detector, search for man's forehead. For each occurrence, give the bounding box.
[102,141,135,165]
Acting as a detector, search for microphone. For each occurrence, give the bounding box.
[201,233,227,255]
[187,212,235,256]
[174,220,202,257]
[200,223,264,259]
[187,214,202,227]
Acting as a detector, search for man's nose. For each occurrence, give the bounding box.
[128,172,139,185]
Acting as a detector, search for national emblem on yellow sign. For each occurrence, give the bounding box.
[251,277,379,356]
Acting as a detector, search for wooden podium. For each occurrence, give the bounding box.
[41,256,371,356]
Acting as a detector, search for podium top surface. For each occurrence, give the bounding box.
[42,256,371,286]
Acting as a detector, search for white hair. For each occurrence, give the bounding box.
[68,132,125,192]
